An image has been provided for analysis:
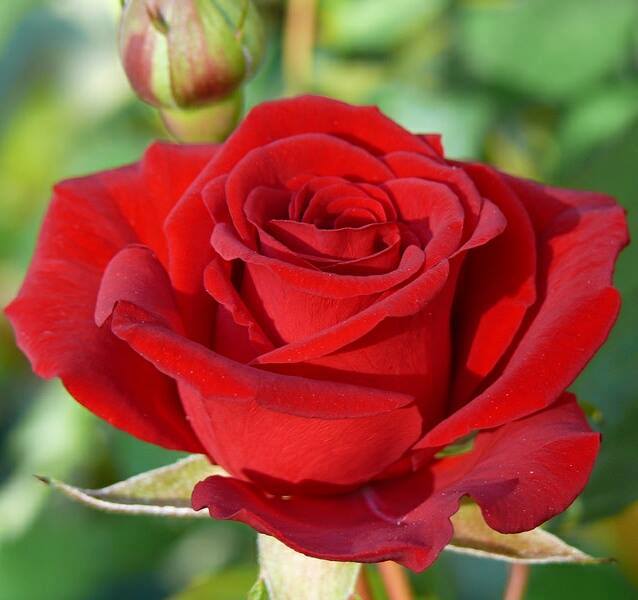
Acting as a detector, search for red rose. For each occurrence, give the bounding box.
[6,96,627,570]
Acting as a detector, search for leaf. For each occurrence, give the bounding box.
[257,534,360,600]
[319,0,449,54]
[446,503,609,564]
[37,454,225,518]
[247,578,269,600]
[557,122,638,521]
[168,568,261,600]
[375,87,495,159]
[460,0,638,101]
[558,83,638,164]
[434,432,476,459]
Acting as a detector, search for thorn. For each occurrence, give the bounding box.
[34,474,51,486]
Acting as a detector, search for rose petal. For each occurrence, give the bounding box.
[204,256,275,360]
[109,302,421,491]
[192,394,598,571]
[254,260,450,365]
[383,178,465,266]
[302,182,387,226]
[161,145,222,344]
[449,164,537,409]
[210,96,440,178]
[384,151,482,233]
[95,245,182,333]
[225,134,394,242]
[420,181,628,448]
[212,223,425,298]
[109,303,415,420]
[5,163,203,452]
[268,221,400,261]
[254,260,453,429]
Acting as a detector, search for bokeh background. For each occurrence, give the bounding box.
[1,0,637,598]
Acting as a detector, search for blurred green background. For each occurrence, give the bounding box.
[1,0,637,598]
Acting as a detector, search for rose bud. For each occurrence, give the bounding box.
[160,89,243,143]
[119,0,265,108]
[6,97,628,572]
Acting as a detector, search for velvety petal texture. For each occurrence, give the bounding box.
[193,394,599,570]
[6,95,627,571]
[6,143,215,451]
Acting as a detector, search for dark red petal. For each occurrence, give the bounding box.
[267,220,400,261]
[418,134,444,157]
[212,223,425,298]
[95,245,183,332]
[254,260,453,430]
[204,257,275,358]
[451,197,506,255]
[254,260,449,365]
[244,186,292,229]
[192,394,598,571]
[384,151,482,233]
[5,174,202,452]
[383,178,465,265]
[450,164,537,409]
[224,134,393,243]
[103,142,217,267]
[254,223,403,276]
[303,183,386,226]
[110,303,421,490]
[163,149,221,344]
[110,302,414,418]
[210,96,440,177]
[289,177,397,224]
[420,181,628,448]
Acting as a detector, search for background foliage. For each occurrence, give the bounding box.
[0,0,637,598]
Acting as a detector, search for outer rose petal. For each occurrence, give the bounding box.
[104,142,217,267]
[108,302,422,492]
[5,146,210,451]
[420,177,628,448]
[192,394,599,571]
[210,96,441,177]
[449,163,537,409]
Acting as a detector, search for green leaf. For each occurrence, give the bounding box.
[375,87,495,159]
[168,568,261,600]
[460,0,638,101]
[557,121,638,521]
[558,83,638,163]
[319,0,449,54]
[446,503,608,564]
[247,578,269,600]
[37,455,225,518]
[434,432,476,458]
[257,535,360,600]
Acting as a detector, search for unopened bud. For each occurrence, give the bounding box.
[160,88,243,142]
[119,0,265,108]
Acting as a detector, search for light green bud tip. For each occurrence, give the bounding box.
[119,0,265,109]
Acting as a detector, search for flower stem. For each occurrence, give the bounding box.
[353,567,374,600]
[377,562,414,600]
[282,0,317,93]
[503,564,530,600]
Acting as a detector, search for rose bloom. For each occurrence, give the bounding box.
[7,97,627,570]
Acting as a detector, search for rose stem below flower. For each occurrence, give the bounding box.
[503,564,531,600]
[377,561,414,600]
[353,566,374,600]
[282,0,317,93]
